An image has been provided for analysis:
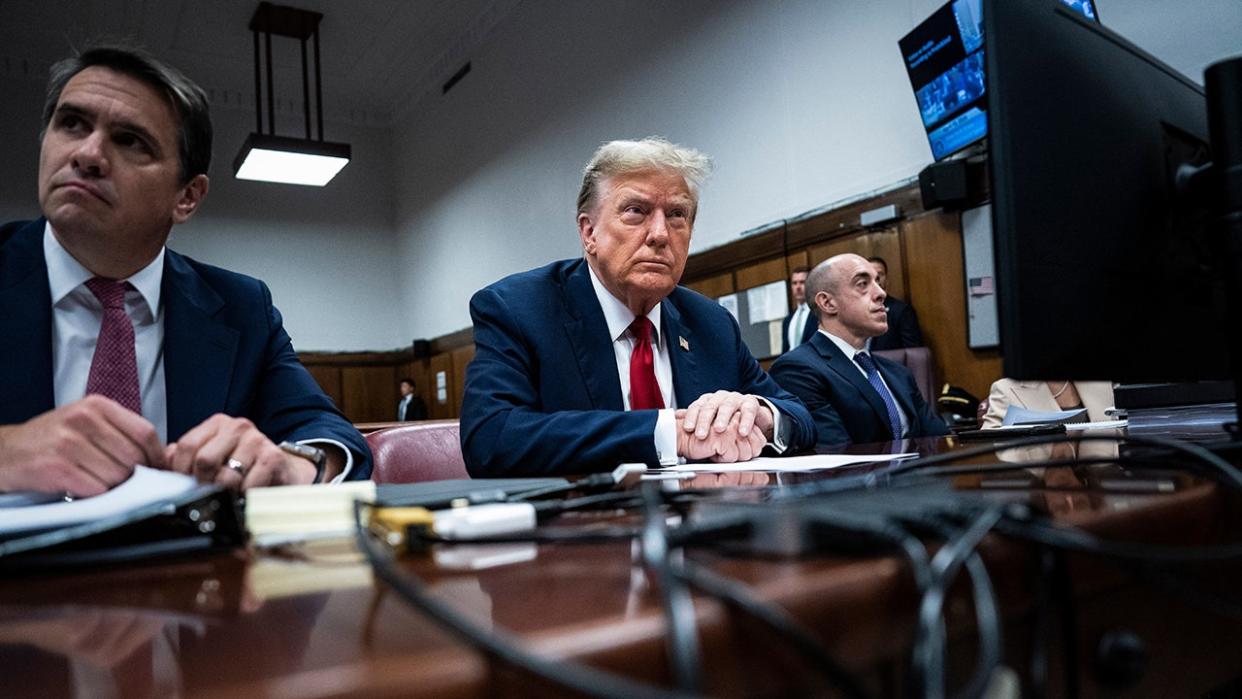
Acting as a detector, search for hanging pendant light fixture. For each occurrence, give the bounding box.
[233,2,351,186]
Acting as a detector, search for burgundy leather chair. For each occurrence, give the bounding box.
[365,420,469,483]
[873,346,936,405]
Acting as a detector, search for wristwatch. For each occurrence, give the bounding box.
[278,441,327,483]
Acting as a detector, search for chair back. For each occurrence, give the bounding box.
[873,346,936,405]
[365,420,469,483]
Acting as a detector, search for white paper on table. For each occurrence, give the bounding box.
[0,466,198,536]
[664,452,918,473]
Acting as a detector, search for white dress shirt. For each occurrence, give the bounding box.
[43,224,354,481]
[819,328,910,438]
[787,303,809,350]
[46,223,169,441]
[587,264,787,464]
[587,264,680,465]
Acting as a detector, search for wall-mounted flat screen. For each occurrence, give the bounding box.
[899,0,987,160]
[899,0,1099,161]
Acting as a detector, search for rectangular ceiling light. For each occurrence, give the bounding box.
[233,133,351,186]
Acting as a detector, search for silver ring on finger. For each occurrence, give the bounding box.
[226,458,247,476]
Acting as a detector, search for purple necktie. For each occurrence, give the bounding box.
[854,351,901,440]
[84,277,142,415]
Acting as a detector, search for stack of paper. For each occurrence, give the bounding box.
[244,480,376,546]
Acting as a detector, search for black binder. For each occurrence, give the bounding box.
[0,485,246,574]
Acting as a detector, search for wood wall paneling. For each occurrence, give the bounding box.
[685,272,735,300]
[807,238,857,268]
[734,257,788,292]
[305,365,343,411]
[341,366,399,423]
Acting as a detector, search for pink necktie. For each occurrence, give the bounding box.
[628,317,664,410]
[84,277,142,415]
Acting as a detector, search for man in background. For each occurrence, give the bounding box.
[397,377,427,421]
[780,265,814,353]
[866,256,924,350]
[770,254,947,446]
[461,137,814,477]
[0,44,370,496]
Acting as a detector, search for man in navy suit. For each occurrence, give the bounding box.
[0,45,369,496]
[865,256,924,351]
[770,254,947,447]
[461,138,814,477]
[780,265,815,354]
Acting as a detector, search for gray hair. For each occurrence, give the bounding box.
[576,137,713,218]
[43,42,213,184]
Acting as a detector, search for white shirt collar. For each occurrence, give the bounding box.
[44,221,165,316]
[586,261,663,346]
[819,328,867,360]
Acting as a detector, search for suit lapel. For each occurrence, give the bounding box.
[561,260,624,411]
[812,333,892,431]
[162,251,239,440]
[0,220,55,422]
[663,297,698,407]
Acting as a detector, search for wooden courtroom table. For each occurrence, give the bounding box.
[2,429,1242,698]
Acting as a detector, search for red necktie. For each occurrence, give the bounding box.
[84,277,143,415]
[628,317,664,410]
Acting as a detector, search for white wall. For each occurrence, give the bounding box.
[0,76,404,352]
[392,0,1242,340]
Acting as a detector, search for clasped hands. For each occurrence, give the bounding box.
[0,395,319,497]
[674,390,773,463]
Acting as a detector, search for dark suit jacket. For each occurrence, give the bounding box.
[869,296,924,351]
[780,306,816,354]
[398,395,427,421]
[769,332,948,447]
[460,258,815,477]
[0,219,371,479]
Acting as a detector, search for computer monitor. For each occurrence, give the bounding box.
[986,0,1232,383]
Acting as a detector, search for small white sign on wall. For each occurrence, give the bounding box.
[435,371,448,404]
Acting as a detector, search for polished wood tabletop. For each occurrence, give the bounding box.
[3,429,1242,698]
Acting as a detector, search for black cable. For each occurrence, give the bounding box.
[352,500,693,699]
[798,509,935,696]
[672,559,872,699]
[905,506,1005,699]
[639,482,702,693]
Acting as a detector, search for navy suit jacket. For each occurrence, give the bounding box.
[869,296,924,351]
[769,331,948,447]
[0,219,371,479]
[780,306,816,354]
[460,258,815,477]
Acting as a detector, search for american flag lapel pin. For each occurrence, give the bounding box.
[679,336,690,352]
